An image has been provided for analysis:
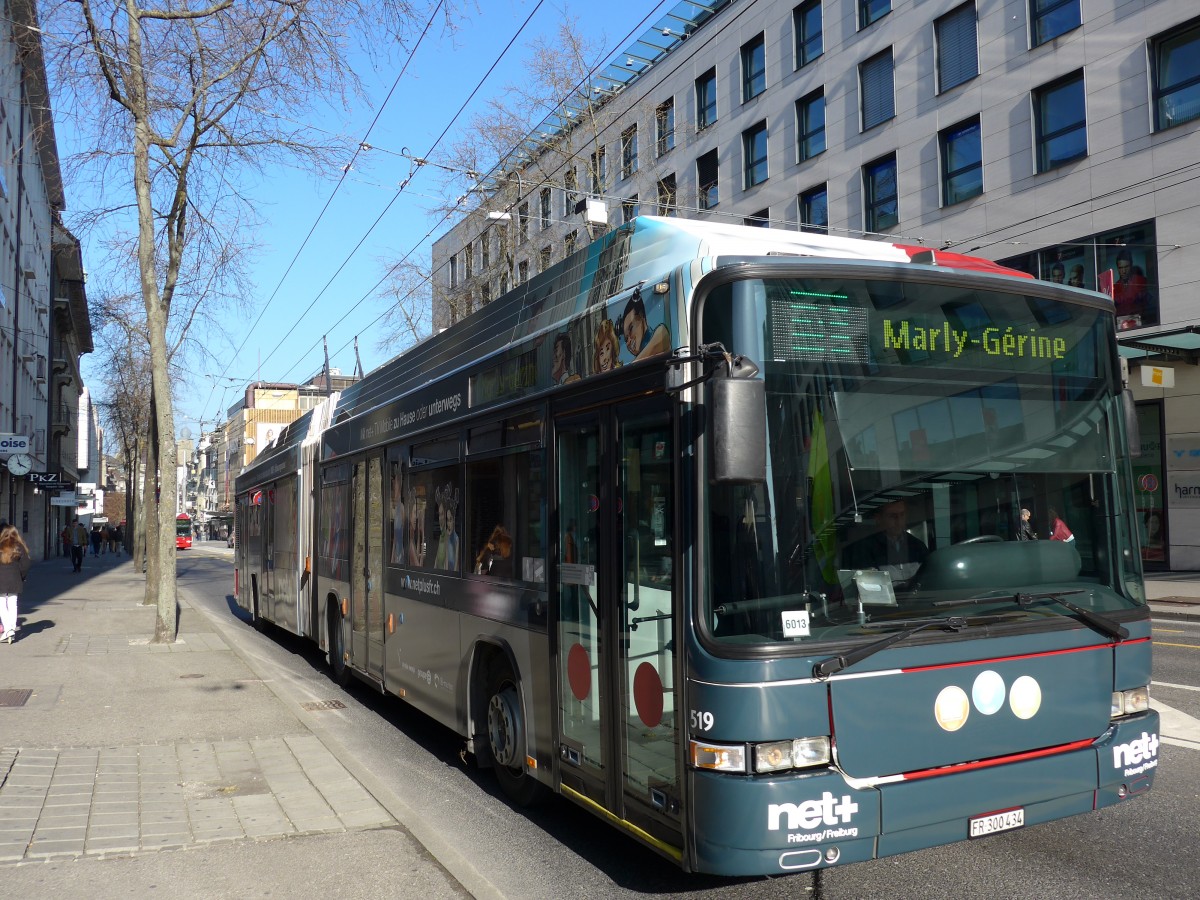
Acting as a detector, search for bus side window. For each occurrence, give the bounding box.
[465,446,545,583]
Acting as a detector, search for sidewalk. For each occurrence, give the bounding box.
[1145,570,1200,621]
[0,549,470,898]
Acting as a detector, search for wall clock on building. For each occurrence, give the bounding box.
[6,454,32,476]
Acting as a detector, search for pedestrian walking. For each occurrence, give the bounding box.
[90,524,102,557]
[70,519,88,572]
[60,524,70,557]
[0,524,31,644]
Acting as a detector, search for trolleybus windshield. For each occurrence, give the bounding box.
[701,274,1144,649]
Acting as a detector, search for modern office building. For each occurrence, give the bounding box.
[432,0,1200,568]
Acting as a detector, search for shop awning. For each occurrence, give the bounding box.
[1117,325,1200,363]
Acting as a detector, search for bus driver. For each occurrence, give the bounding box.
[843,499,929,573]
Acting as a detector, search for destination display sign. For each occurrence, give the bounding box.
[766,279,1102,377]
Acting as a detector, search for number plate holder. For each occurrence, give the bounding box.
[968,807,1024,838]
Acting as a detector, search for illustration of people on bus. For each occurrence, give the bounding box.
[594,319,623,373]
[617,292,671,362]
[433,484,460,572]
[407,489,427,567]
[552,332,582,385]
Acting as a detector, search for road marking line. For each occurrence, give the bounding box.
[1154,699,1200,747]
[1153,681,1200,693]
[1153,641,1200,649]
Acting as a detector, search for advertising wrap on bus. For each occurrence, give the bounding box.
[233,217,1155,878]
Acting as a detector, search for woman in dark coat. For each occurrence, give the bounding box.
[0,524,32,643]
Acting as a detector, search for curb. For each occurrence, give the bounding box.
[175,578,506,900]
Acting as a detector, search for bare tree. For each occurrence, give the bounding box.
[41,0,457,642]
[88,286,153,574]
[376,19,634,350]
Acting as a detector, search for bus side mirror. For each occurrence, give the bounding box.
[709,374,766,484]
[1122,389,1140,458]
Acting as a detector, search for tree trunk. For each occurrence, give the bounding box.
[141,403,160,607]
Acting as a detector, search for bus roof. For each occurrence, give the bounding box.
[333,217,1033,423]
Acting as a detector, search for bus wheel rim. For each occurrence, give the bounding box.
[487,686,522,769]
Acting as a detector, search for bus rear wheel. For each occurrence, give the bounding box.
[485,664,545,807]
[327,600,350,687]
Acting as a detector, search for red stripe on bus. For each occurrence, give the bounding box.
[901,637,1149,673]
[901,738,1097,781]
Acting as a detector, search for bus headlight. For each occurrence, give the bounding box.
[753,737,831,773]
[1111,685,1150,717]
[690,739,747,773]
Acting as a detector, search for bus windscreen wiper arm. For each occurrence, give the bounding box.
[812,614,1009,678]
[936,589,1128,642]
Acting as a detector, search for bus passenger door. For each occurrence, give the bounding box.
[350,457,386,682]
[555,400,681,848]
[261,484,275,622]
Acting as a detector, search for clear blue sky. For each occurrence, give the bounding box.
[60,0,671,439]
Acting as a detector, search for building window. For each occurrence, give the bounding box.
[863,154,898,232]
[744,208,770,228]
[1030,0,1080,48]
[464,243,473,278]
[500,272,510,295]
[497,225,508,263]
[696,68,718,129]
[997,220,1159,329]
[697,149,719,210]
[742,33,766,101]
[481,283,491,305]
[656,98,675,156]
[796,88,826,162]
[539,246,552,272]
[564,230,578,256]
[481,234,490,270]
[622,195,639,223]
[449,255,458,288]
[794,1,822,69]
[859,0,890,30]
[1152,19,1200,132]
[590,147,606,193]
[936,3,978,94]
[799,185,828,234]
[517,260,529,284]
[620,125,638,179]
[940,117,983,205]
[742,121,769,188]
[860,48,895,131]
[518,202,529,243]
[564,167,578,216]
[539,188,552,229]
[1034,70,1086,172]
[657,174,677,216]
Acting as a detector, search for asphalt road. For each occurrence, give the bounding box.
[178,545,1200,900]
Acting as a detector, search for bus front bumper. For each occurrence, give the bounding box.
[688,710,1159,876]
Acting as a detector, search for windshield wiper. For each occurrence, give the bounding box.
[813,614,1012,678]
[934,590,1128,642]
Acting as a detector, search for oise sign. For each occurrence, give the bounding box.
[0,434,31,458]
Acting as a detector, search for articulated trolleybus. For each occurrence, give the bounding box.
[234,217,1156,876]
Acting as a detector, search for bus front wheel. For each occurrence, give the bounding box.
[485,663,545,807]
[327,600,350,687]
